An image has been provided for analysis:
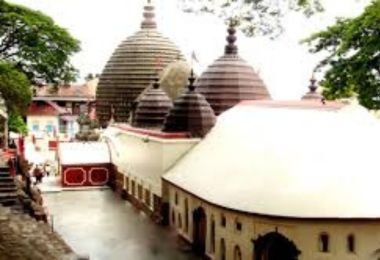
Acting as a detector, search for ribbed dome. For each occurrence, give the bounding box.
[96,3,184,125]
[302,76,323,101]
[159,60,191,100]
[163,71,216,137]
[196,24,271,116]
[133,77,173,128]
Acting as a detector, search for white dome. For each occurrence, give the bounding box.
[163,100,380,218]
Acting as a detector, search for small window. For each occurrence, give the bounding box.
[175,192,178,205]
[178,213,182,229]
[144,189,151,206]
[131,181,136,197]
[32,122,39,132]
[319,233,329,252]
[138,185,143,200]
[235,220,242,231]
[347,234,355,253]
[221,215,226,227]
[172,210,176,225]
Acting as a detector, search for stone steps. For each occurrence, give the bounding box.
[0,168,18,207]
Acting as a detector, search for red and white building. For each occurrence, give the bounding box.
[58,142,112,187]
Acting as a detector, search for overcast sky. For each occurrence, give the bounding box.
[9,0,369,99]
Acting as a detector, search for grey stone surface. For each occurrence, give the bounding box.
[0,205,74,260]
[44,189,200,260]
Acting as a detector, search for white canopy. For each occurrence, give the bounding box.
[164,101,380,219]
[59,142,111,165]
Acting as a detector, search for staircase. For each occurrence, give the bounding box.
[0,164,17,207]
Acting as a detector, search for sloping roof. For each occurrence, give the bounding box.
[59,142,111,165]
[163,100,380,219]
[33,79,97,101]
[27,101,68,116]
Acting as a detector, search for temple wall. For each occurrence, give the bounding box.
[165,182,380,260]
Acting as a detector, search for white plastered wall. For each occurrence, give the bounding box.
[166,183,380,260]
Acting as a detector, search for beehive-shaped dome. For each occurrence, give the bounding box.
[159,60,191,100]
[133,77,173,128]
[163,71,216,137]
[96,3,184,125]
[196,24,271,116]
[302,76,323,101]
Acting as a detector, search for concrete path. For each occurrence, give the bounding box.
[44,189,200,260]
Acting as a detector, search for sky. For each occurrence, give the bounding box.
[9,0,370,99]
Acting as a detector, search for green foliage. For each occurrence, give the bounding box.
[304,0,380,109]
[8,110,27,134]
[180,0,323,37]
[0,0,80,84]
[0,62,31,113]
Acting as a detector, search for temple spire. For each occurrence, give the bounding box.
[225,20,238,55]
[188,69,196,91]
[141,0,157,29]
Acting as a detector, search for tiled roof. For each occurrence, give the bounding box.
[33,79,97,100]
[27,101,69,116]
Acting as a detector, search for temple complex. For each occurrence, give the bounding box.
[93,4,380,259]
[5,1,380,260]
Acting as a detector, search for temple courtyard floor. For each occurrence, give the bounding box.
[43,189,200,260]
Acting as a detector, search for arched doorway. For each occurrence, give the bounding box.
[192,207,207,255]
[253,232,301,260]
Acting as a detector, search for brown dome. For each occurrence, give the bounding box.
[159,60,191,100]
[163,71,216,137]
[302,77,323,101]
[133,77,173,128]
[196,25,271,116]
[96,3,184,125]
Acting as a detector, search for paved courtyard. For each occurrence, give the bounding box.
[43,189,200,260]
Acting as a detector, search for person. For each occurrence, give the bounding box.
[33,165,43,184]
[44,163,51,177]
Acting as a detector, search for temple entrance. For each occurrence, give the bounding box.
[192,207,207,255]
[253,232,300,260]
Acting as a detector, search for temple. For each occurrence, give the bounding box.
[6,1,380,260]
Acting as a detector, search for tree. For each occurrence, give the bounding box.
[8,111,27,134]
[304,0,380,109]
[0,0,80,84]
[180,0,323,37]
[0,62,31,114]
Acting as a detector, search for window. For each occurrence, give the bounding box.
[178,213,182,229]
[45,122,54,133]
[235,219,242,231]
[124,177,129,191]
[347,234,355,253]
[32,122,39,132]
[175,192,178,205]
[172,210,176,225]
[184,199,189,233]
[319,233,329,252]
[221,214,226,227]
[220,238,226,260]
[210,217,215,253]
[234,245,242,260]
[144,189,151,206]
[131,181,136,197]
[138,185,143,200]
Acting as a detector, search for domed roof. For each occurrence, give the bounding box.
[159,60,191,100]
[196,24,271,116]
[133,77,173,128]
[164,100,380,219]
[163,71,216,137]
[96,3,184,125]
[302,76,323,101]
